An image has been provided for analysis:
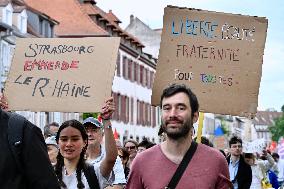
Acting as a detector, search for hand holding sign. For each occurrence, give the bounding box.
[0,93,8,111]
[101,97,115,120]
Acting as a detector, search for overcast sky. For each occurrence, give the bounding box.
[97,0,284,112]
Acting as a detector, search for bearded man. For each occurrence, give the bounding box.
[126,83,231,189]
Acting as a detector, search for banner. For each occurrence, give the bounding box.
[152,6,268,117]
[243,138,266,153]
[5,37,120,112]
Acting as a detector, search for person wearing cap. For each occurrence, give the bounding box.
[84,117,126,188]
[44,122,59,139]
[45,136,59,165]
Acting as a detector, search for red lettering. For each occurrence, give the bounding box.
[47,61,54,70]
[55,61,61,69]
[24,60,33,71]
[70,60,79,69]
[61,61,69,70]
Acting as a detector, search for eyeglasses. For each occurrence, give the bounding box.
[125,146,136,150]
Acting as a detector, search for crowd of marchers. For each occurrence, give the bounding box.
[1,83,284,189]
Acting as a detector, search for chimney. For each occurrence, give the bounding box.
[130,14,134,24]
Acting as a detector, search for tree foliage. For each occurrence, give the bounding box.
[269,106,284,142]
[82,112,99,120]
[220,119,229,135]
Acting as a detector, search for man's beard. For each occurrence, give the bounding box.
[162,116,193,140]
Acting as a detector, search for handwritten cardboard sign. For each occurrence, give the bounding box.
[243,138,266,153]
[152,6,268,117]
[5,37,120,112]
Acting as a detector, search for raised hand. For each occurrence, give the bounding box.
[0,93,8,111]
[100,97,115,120]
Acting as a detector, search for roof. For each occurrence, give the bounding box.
[24,0,108,37]
[81,3,144,47]
[25,4,59,25]
[252,111,282,126]
[106,10,121,23]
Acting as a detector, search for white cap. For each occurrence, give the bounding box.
[45,136,58,148]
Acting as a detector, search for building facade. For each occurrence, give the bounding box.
[25,0,160,143]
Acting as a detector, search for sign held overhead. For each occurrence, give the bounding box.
[5,37,120,113]
[152,6,268,117]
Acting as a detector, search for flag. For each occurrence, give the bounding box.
[214,126,224,136]
[113,128,119,139]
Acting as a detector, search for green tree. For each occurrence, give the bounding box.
[82,112,99,120]
[220,118,229,135]
[269,106,284,142]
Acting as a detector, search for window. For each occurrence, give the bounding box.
[39,18,43,35]
[126,96,129,123]
[0,42,10,79]
[150,71,154,88]
[131,98,134,124]
[122,56,127,78]
[5,8,12,26]
[141,101,145,126]
[19,15,27,33]
[118,93,121,121]
[152,106,157,127]
[116,52,121,76]
[134,62,137,82]
[128,59,132,81]
[137,100,140,125]
[112,92,119,120]
[44,22,49,37]
[145,69,149,88]
[121,95,126,123]
[140,65,144,86]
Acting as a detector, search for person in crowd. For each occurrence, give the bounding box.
[45,135,59,165]
[124,139,138,168]
[118,147,130,180]
[220,149,227,157]
[44,122,59,139]
[227,136,252,189]
[115,139,123,149]
[126,83,231,189]
[54,98,117,189]
[193,136,214,147]
[137,139,155,153]
[244,151,278,189]
[272,153,284,187]
[224,148,230,157]
[83,117,126,189]
[0,93,60,189]
[158,125,167,142]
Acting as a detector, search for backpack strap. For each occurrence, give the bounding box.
[166,141,198,189]
[83,163,100,189]
[7,112,26,174]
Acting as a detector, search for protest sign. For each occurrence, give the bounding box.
[5,37,120,112]
[243,138,266,153]
[152,6,268,117]
[214,136,226,149]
